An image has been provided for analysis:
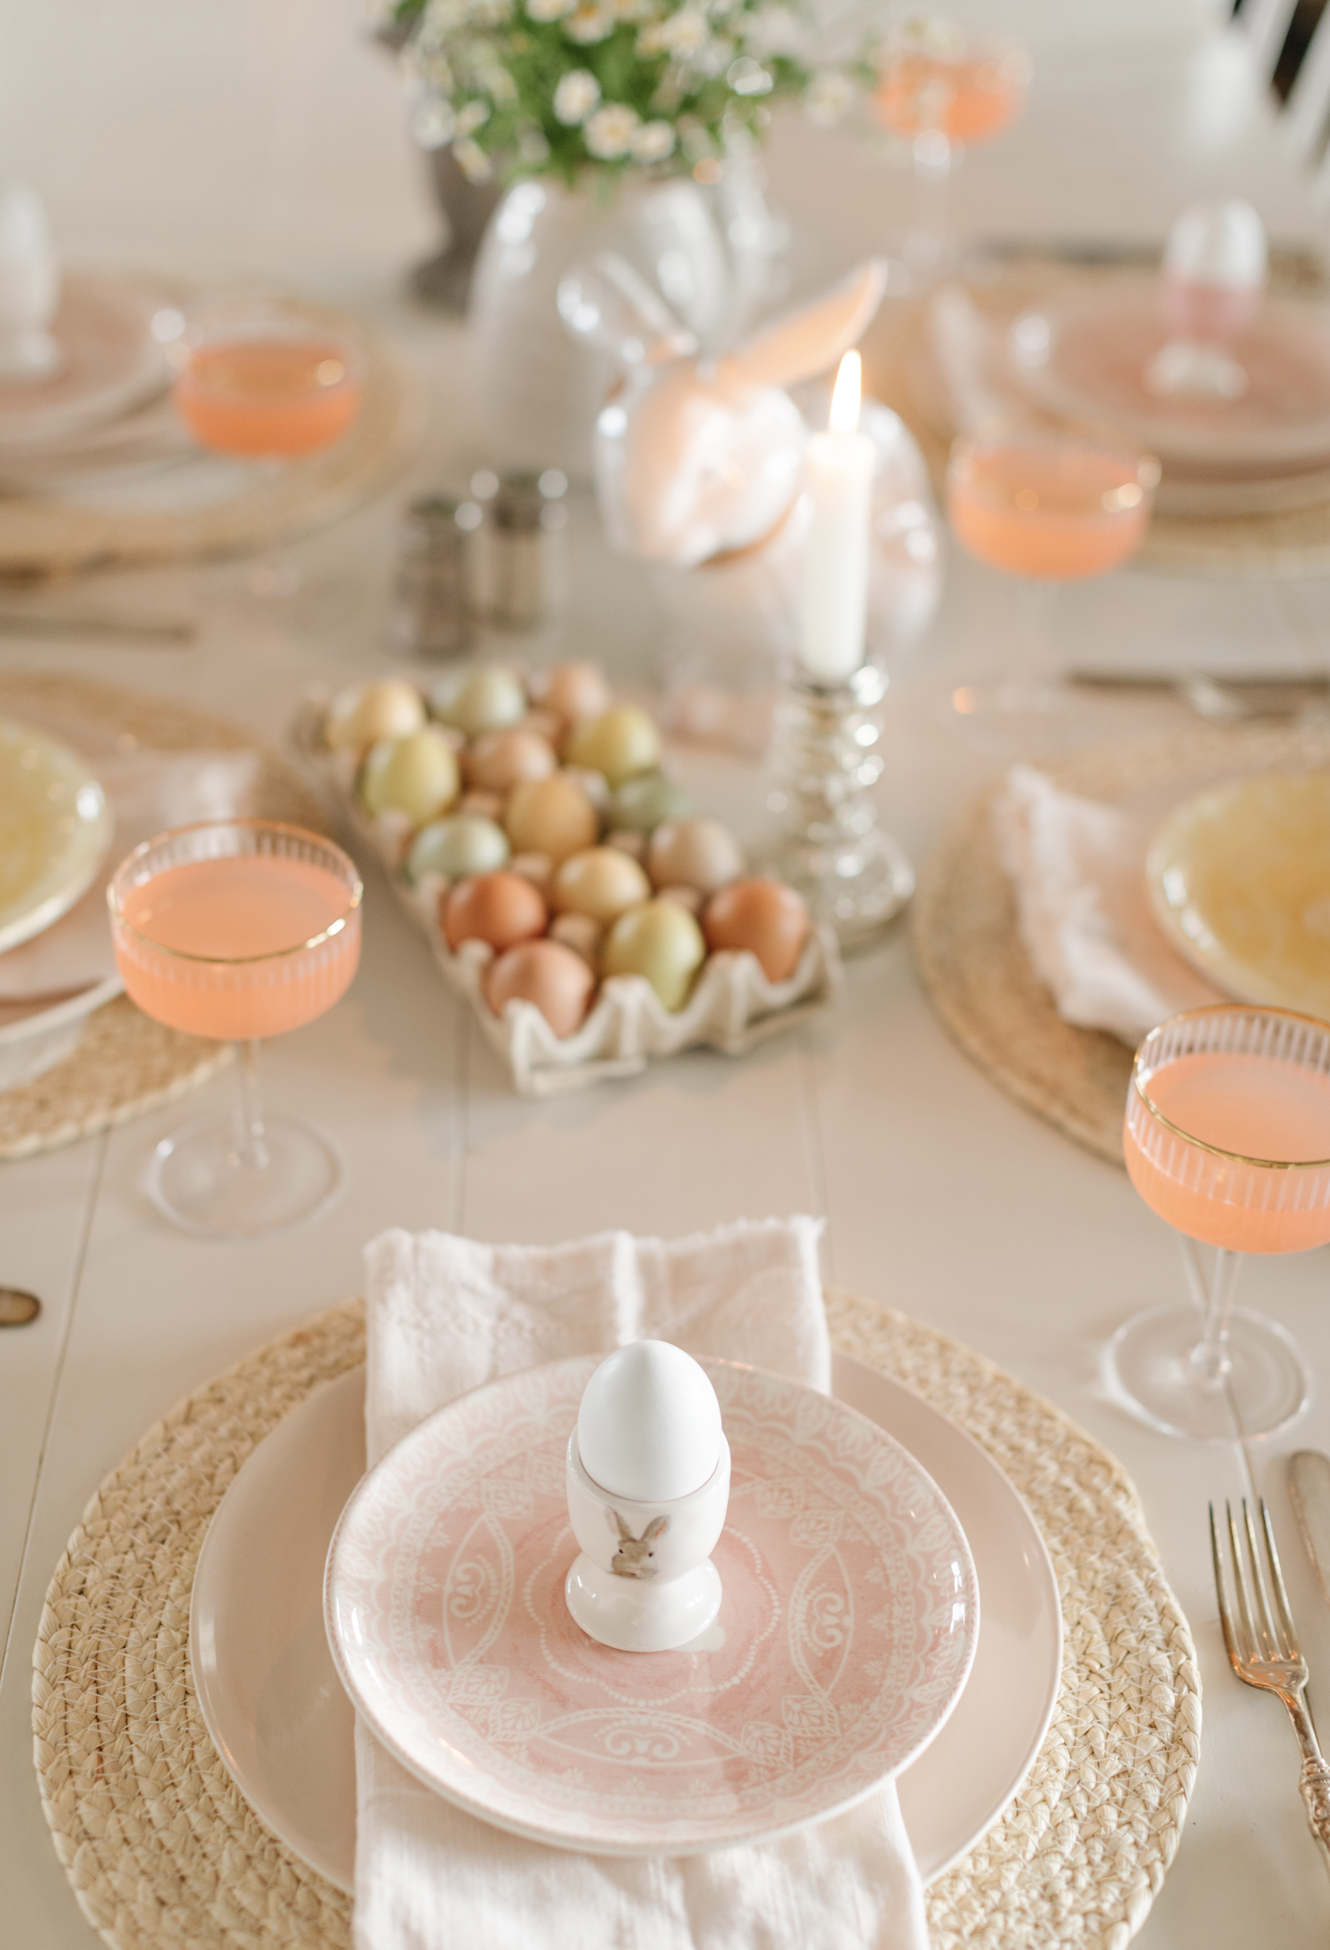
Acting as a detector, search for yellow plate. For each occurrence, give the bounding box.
[1146,770,1330,1020]
[0,718,112,954]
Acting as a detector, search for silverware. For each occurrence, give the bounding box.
[0,608,194,643]
[1210,1497,1330,1879]
[1289,1453,1330,1615]
[1067,669,1330,723]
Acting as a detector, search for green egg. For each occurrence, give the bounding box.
[564,706,661,787]
[602,899,706,1012]
[360,729,461,827]
[609,773,694,834]
[429,664,527,738]
[406,813,510,883]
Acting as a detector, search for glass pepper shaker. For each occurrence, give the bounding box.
[390,494,479,660]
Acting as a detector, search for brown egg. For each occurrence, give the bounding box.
[646,817,744,896]
[530,661,612,725]
[484,939,596,1038]
[505,773,600,862]
[443,871,548,953]
[465,728,557,793]
[703,879,811,983]
[551,846,651,925]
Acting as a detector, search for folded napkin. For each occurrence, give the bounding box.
[0,747,258,1003]
[357,1218,930,1950]
[994,763,1224,1044]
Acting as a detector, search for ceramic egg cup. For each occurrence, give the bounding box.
[565,1433,731,1653]
[294,693,840,1097]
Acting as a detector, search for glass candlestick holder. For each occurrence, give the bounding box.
[765,661,915,950]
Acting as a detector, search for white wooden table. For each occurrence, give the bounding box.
[4,3,1330,1943]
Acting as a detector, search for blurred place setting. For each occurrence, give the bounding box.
[8,2,1330,1948]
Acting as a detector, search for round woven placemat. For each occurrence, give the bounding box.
[859,249,1330,577]
[913,719,1330,1166]
[32,1290,1199,1950]
[0,669,326,1160]
[0,302,418,578]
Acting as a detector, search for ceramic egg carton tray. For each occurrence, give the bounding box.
[291,695,839,1096]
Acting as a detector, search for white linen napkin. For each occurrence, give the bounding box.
[0,747,259,1002]
[356,1218,930,1950]
[993,763,1225,1044]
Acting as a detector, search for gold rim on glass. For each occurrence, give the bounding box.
[108,818,363,967]
[1132,1003,1330,1173]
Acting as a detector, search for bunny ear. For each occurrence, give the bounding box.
[559,251,698,367]
[607,1507,633,1540]
[733,260,889,391]
[643,1516,669,1542]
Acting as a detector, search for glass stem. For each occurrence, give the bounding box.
[1181,1236,1242,1384]
[1013,578,1052,689]
[905,131,954,285]
[234,1040,271,1171]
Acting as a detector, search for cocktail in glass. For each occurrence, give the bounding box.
[109,819,362,1236]
[945,418,1159,739]
[1106,1005,1330,1441]
[169,301,363,595]
[872,15,1031,285]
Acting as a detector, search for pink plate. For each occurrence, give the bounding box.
[325,1355,978,1856]
[1013,280,1330,470]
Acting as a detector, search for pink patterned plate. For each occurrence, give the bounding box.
[325,1355,978,1856]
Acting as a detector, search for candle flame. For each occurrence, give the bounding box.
[829,351,862,434]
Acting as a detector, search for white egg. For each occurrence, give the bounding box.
[576,1340,723,1502]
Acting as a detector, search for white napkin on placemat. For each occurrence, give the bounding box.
[0,748,258,1003]
[356,1218,930,1950]
[993,763,1224,1044]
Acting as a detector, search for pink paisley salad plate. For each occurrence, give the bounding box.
[324,1354,979,1857]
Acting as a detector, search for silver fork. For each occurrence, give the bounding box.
[1211,1498,1330,1877]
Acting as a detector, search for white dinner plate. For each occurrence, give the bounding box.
[0,272,168,454]
[191,1353,1061,1889]
[0,717,112,955]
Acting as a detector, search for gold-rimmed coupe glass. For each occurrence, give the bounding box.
[109,819,363,1237]
[1105,1005,1330,1442]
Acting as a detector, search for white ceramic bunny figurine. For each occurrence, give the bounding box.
[560,256,889,567]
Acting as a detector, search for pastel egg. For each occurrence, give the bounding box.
[609,772,694,834]
[564,705,661,787]
[430,664,527,737]
[326,679,424,751]
[360,729,460,826]
[444,871,547,953]
[465,728,557,793]
[602,899,706,1012]
[505,773,599,863]
[549,911,603,967]
[484,939,596,1038]
[578,1340,722,1500]
[551,846,651,925]
[530,661,612,724]
[703,878,810,983]
[406,813,509,884]
[646,817,744,895]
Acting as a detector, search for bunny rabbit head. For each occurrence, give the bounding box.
[607,1508,670,1580]
[562,257,888,569]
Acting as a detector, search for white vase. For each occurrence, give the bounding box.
[468,173,771,482]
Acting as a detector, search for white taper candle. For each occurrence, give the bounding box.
[798,351,874,684]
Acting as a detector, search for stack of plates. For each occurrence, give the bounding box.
[0,272,184,490]
[0,717,116,1092]
[192,1351,1062,1888]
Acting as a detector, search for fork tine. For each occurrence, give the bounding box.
[1242,1498,1281,1658]
[1226,1500,1258,1661]
[1210,1502,1241,1666]
[1258,1497,1299,1659]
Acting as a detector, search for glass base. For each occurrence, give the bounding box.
[1103,1303,1311,1442]
[147,1112,343,1238]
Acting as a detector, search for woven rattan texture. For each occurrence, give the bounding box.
[912,720,1330,1167]
[0,305,417,578]
[0,670,326,1160]
[32,1292,1198,1950]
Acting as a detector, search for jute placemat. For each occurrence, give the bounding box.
[32,1290,1199,1950]
[0,670,326,1160]
[859,249,1330,577]
[0,301,419,579]
[913,720,1330,1166]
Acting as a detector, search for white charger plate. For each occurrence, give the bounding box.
[0,717,112,955]
[191,1352,1061,1888]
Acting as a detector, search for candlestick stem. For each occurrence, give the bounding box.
[766,663,914,950]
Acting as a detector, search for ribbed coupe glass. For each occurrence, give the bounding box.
[1106,1005,1330,1441]
[109,819,362,1237]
